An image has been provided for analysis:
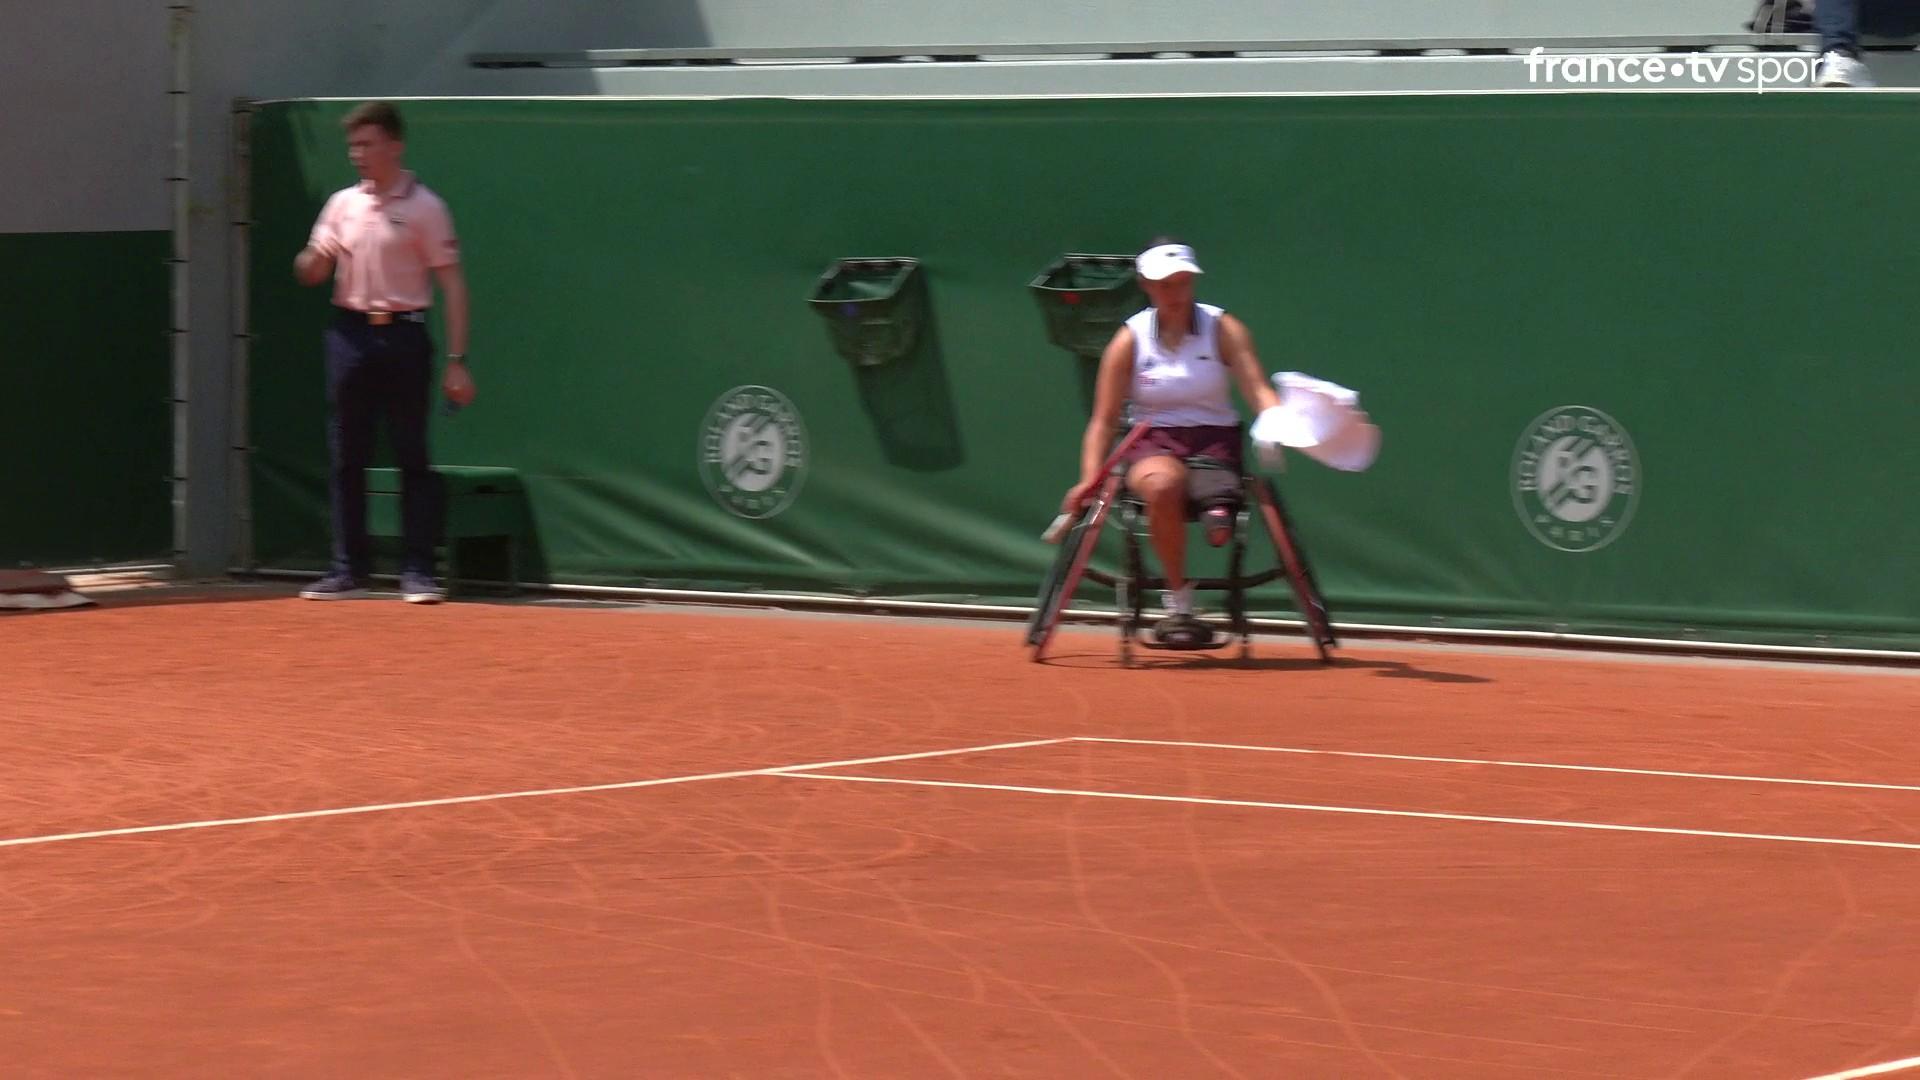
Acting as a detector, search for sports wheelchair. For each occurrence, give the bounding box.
[1026,434,1337,666]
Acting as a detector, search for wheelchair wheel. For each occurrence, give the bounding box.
[1117,520,1149,668]
[1225,500,1251,659]
[1255,478,1338,663]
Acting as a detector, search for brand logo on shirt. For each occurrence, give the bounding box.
[1511,405,1639,552]
[698,385,809,520]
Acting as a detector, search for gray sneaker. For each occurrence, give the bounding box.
[300,573,369,600]
[400,571,446,604]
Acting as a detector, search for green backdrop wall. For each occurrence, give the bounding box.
[2,231,171,567]
[245,95,1920,651]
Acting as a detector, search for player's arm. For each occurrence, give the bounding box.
[1060,326,1135,513]
[1079,327,1134,480]
[1217,314,1281,413]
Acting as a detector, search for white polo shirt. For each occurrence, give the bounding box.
[308,170,459,313]
[1127,303,1239,427]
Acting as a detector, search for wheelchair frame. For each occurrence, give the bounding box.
[1025,453,1338,666]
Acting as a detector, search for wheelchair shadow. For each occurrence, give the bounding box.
[1119,653,1492,684]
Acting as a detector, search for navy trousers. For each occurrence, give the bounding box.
[324,313,437,578]
[1818,0,1920,54]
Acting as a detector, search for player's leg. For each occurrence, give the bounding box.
[1126,455,1206,644]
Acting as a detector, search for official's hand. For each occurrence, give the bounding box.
[1059,481,1095,516]
[442,359,476,409]
[293,248,333,287]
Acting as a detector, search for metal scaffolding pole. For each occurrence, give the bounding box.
[166,3,193,569]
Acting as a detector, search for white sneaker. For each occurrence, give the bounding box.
[1815,51,1874,88]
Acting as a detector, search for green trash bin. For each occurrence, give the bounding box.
[807,258,926,367]
[1029,254,1145,359]
[367,465,526,596]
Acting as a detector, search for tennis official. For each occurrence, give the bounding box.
[293,101,473,604]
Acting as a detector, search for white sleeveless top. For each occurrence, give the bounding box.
[1125,302,1238,427]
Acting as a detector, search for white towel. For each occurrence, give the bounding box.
[1250,372,1382,473]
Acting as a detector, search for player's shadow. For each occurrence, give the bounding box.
[1138,654,1492,683]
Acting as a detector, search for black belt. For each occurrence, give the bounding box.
[335,307,426,326]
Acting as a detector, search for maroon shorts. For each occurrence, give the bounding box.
[1124,425,1243,471]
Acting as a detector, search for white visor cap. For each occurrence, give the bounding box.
[1135,243,1204,281]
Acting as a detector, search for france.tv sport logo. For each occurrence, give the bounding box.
[1523,48,1818,91]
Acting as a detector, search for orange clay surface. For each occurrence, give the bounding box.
[5,590,1920,1079]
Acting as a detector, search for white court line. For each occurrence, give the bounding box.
[1077,737,1920,794]
[0,738,1069,851]
[778,773,1920,853]
[1802,1056,1920,1080]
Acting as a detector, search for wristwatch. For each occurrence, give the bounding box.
[448,353,467,365]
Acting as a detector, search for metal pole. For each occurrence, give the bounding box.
[166,3,193,570]
[229,100,256,571]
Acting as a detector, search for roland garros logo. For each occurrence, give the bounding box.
[1511,405,1639,552]
[699,385,808,519]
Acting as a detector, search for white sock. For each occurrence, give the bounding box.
[1162,583,1194,615]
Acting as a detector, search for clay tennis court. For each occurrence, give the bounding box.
[7,587,1920,1079]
